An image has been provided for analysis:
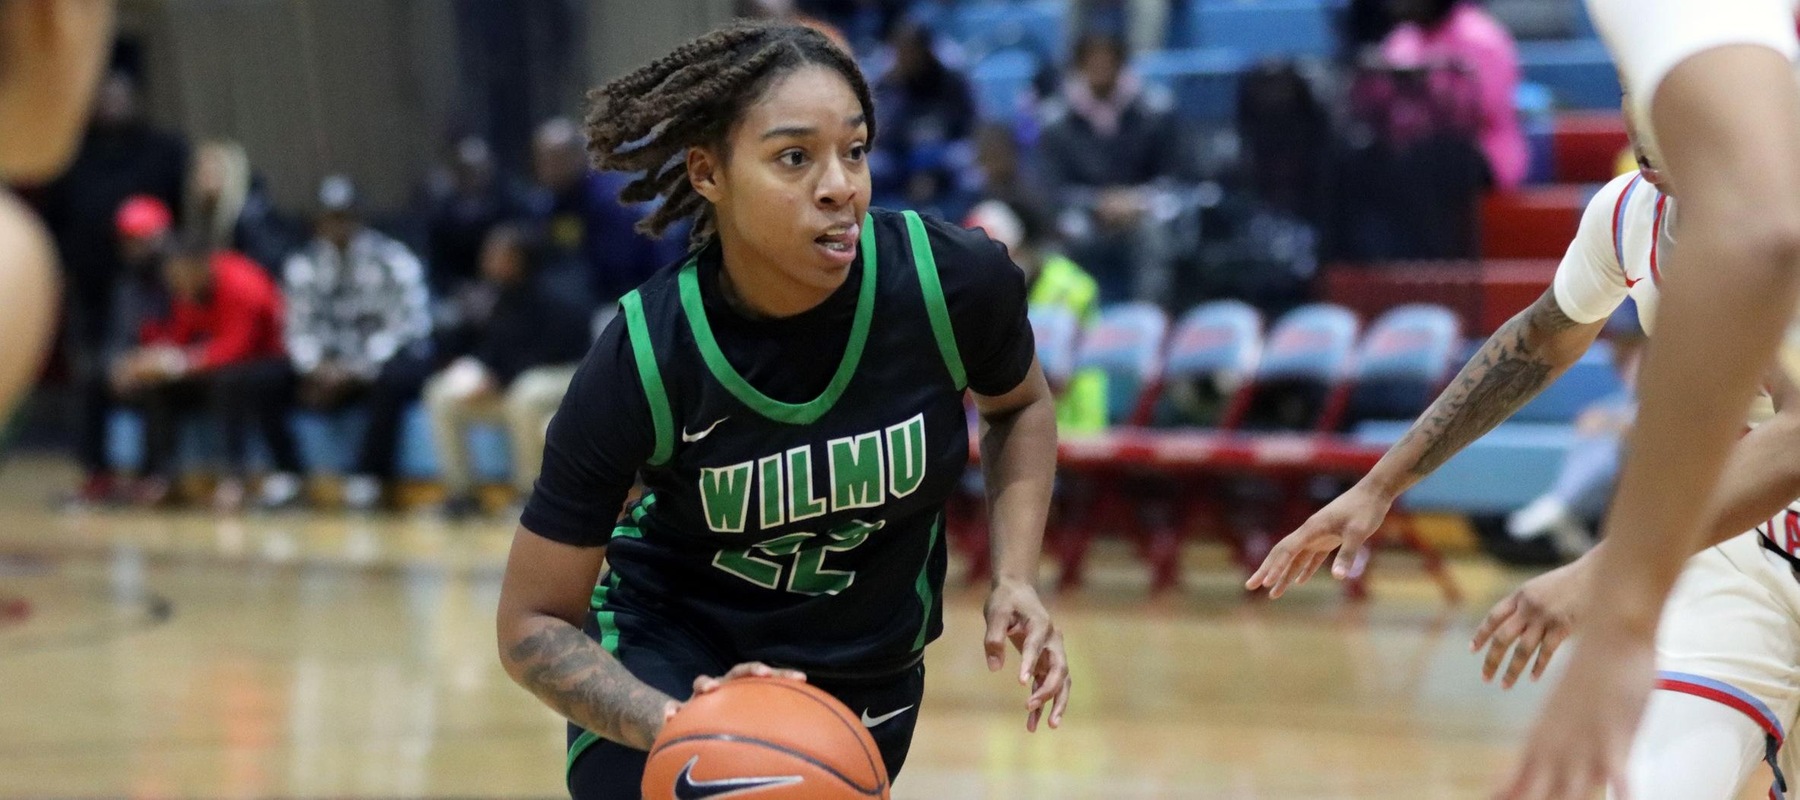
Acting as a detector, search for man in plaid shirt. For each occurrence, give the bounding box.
[280,175,432,510]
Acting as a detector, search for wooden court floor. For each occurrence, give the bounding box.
[0,456,1589,799]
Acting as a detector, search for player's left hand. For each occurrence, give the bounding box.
[983,577,1070,732]
[1470,554,1589,688]
[1492,628,1654,800]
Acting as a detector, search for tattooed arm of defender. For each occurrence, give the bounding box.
[496,526,677,752]
[1360,287,1608,499]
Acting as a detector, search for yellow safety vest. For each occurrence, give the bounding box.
[1028,254,1109,434]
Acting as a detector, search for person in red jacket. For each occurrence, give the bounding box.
[112,234,299,510]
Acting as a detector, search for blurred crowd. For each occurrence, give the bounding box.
[22,0,1536,513]
[28,69,680,515]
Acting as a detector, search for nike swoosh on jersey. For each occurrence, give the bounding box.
[673,756,803,799]
[1625,275,1643,288]
[860,705,914,728]
[681,417,728,443]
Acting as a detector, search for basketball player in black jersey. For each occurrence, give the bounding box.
[494,21,1069,798]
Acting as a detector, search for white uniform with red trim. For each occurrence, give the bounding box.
[1556,171,1800,799]
[1586,0,1800,167]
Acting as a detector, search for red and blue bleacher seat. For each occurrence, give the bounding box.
[1028,304,1080,389]
[1337,303,1462,429]
[970,48,1040,122]
[1075,302,1170,426]
[1224,302,1359,431]
[1153,300,1263,427]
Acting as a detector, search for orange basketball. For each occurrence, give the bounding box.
[642,677,889,800]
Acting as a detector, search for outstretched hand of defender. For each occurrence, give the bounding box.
[1492,630,1653,800]
[983,578,1071,732]
[1246,483,1390,597]
[1471,556,1588,688]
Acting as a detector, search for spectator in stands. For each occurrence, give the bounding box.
[1380,0,1528,190]
[1074,0,1173,56]
[423,136,531,295]
[1038,31,1187,302]
[185,140,296,276]
[966,199,1109,434]
[1506,308,1647,558]
[736,0,853,51]
[64,196,176,506]
[425,223,593,519]
[796,0,903,54]
[870,21,978,219]
[972,123,1043,217]
[282,175,435,511]
[45,69,189,503]
[530,117,684,305]
[113,234,296,512]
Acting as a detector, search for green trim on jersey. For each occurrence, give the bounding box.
[621,291,674,465]
[566,730,599,782]
[903,210,967,391]
[911,514,943,651]
[569,574,623,781]
[676,214,879,425]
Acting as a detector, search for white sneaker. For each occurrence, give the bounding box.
[1549,517,1596,559]
[258,472,304,509]
[1507,496,1572,540]
[343,474,383,512]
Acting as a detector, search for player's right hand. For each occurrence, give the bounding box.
[1471,555,1588,688]
[690,662,807,697]
[1245,483,1391,597]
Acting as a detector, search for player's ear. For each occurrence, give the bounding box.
[688,146,723,204]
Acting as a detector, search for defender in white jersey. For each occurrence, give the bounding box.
[1503,2,1800,796]
[1248,105,1800,799]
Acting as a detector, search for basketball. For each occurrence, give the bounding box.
[642,677,890,800]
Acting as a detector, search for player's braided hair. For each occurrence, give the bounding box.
[584,21,876,247]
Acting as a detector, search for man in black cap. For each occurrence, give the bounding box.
[279,174,433,510]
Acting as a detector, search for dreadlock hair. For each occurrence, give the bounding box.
[583,20,876,248]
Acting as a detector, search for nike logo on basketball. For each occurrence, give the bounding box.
[861,705,913,728]
[673,756,802,799]
[682,417,728,443]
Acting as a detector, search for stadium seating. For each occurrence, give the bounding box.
[1517,39,1620,110]
[1153,300,1263,427]
[969,48,1040,122]
[1133,48,1250,123]
[1225,302,1359,431]
[1029,304,1081,388]
[1480,185,1593,260]
[1338,303,1461,428]
[943,0,1065,62]
[1185,0,1339,61]
[1075,302,1171,426]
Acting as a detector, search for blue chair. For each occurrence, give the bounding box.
[1154,300,1263,426]
[1133,48,1251,123]
[1518,40,1621,110]
[1517,81,1556,184]
[1226,302,1359,431]
[1075,302,1170,426]
[1029,304,1080,388]
[945,1,1065,62]
[1189,0,1338,61]
[970,48,1041,122]
[1514,340,1624,423]
[1341,304,1461,428]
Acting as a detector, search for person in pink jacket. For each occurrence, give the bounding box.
[1382,0,1530,190]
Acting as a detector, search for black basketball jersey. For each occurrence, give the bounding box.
[522,207,1034,675]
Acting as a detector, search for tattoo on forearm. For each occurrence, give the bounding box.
[506,622,668,749]
[1400,297,1580,477]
